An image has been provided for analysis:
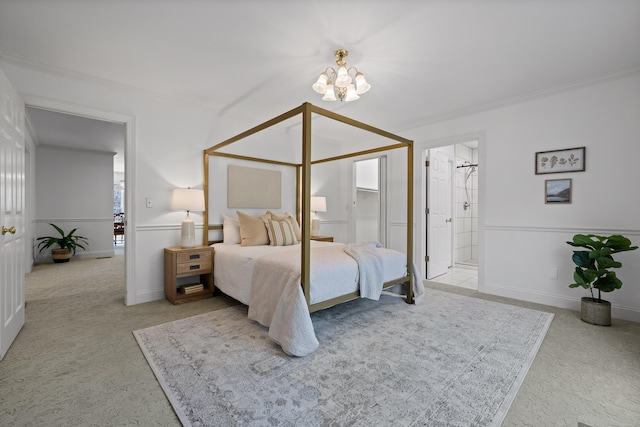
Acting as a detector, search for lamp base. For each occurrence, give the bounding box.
[311,216,321,237]
[180,215,196,248]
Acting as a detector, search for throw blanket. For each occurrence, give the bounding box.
[247,250,320,357]
[344,242,384,300]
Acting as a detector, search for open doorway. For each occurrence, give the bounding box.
[424,140,479,289]
[25,105,129,299]
[352,156,387,246]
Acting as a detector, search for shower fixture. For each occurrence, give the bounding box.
[457,162,478,211]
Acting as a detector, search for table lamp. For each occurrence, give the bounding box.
[171,188,205,248]
[310,196,326,237]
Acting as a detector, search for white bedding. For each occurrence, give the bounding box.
[212,241,410,356]
[213,241,406,305]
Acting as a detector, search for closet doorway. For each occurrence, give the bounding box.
[352,156,387,246]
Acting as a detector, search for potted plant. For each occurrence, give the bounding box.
[567,234,638,325]
[36,223,88,263]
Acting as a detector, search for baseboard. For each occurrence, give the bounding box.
[35,249,115,264]
[131,289,166,306]
[484,283,640,323]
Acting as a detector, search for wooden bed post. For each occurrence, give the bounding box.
[406,142,414,304]
[203,151,209,246]
[301,103,312,307]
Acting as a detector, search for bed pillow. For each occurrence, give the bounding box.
[222,214,241,244]
[268,211,302,242]
[236,211,270,246]
[263,218,297,246]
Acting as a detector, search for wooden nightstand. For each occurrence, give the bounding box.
[310,236,333,242]
[164,245,214,304]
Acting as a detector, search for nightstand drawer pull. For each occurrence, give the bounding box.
[190,264,200,270]
[190,254,200,260]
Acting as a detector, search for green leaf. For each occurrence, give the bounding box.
[596,256,621,269]
[606,235,638,253]
[594,272,622,292]
[572,252,593,268]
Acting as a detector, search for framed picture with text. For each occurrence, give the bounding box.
[545,179,572,204]
[535,147,585,174]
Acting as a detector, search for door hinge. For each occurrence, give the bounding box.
[425,208,429,215]
[425,255,429,262]
[425,160,430,167]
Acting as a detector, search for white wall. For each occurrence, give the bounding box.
[403,72,640,321]
[35,145,114,261]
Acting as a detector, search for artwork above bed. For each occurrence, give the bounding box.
[227,165,281,208]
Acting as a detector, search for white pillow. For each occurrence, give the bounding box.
[263,218,297,246]
[222,214,241,244]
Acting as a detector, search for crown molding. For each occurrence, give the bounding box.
[0,52,222,114]
[399,66,640,132]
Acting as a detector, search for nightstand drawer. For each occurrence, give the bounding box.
[177,260,212,275]
[176,250,211,264]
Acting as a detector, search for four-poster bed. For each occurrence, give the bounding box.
[203,102,416,356]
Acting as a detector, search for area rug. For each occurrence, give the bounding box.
[133,289,553,426]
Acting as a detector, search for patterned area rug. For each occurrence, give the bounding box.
[134,289,553,426]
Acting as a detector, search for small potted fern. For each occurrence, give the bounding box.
[36,223,88,263]
[567,234,638,325]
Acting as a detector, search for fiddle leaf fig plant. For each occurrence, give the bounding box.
[567,234,638,302]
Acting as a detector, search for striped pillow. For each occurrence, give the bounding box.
[263,218,297,246]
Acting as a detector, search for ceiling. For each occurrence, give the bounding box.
[1,0,639,171]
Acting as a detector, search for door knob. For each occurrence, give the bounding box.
[445,218,452,223]
[2,226,16,235]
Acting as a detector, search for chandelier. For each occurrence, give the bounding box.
[312,49,371,102]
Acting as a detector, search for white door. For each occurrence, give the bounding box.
[0,68,25,360]
[426,151,452,279]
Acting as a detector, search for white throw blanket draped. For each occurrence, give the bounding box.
[344,242,384,300]
[247,251,319,357]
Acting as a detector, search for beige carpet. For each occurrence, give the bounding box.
[1,248,639,426]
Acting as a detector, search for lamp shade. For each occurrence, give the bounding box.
[322,83,337,101]
[344,84,360,102]
[312,72,328,94]
[171,188,205,212]
[355,72,371,94]
[310,196,326,212]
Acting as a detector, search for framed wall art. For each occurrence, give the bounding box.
[545,178,572,204]
[535,146,585,174]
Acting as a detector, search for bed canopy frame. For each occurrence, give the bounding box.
[203,102,415,309]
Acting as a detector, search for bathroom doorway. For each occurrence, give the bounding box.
[425,140,479,281]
